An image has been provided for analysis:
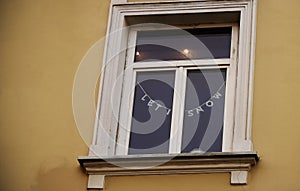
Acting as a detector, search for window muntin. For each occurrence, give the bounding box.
[117,24,238,155]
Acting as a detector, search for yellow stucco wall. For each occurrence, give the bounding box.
[1,0,300,191]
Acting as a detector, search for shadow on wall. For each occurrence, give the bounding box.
[30,157,86,191]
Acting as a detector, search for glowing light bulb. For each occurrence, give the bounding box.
[183,49,189,55]
[136,51,140,56]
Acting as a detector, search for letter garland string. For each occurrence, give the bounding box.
[137,83,172,115]
[185,82,225,117]
[137,82,225,117]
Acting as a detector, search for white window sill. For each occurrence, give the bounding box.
[78,152,259,189]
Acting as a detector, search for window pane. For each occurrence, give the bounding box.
[181,69,226,153]
[128,71,175,154]
[135,27,232,62]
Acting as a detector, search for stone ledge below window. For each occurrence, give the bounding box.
[78,152,259,189]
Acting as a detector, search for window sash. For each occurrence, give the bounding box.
[116,24,238,155]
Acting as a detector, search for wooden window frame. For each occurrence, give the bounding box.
[78,0,259,189]
[116,24,238,155]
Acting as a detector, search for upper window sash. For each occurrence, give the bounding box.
[126,24,238,70]
[134,27,232,61]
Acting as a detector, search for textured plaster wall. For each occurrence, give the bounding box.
[0,0,300,191]
[0,0,109,190]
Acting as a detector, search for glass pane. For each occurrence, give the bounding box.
[128,71,175,154]
[181,69,227,153]
[135,27,232,62]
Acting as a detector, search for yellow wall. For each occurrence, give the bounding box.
[0,0,109,190]
[1,0,300,191]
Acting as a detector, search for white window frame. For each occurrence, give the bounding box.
[79,0,258,189]
[116,24,239,155]
[90,0,257,157]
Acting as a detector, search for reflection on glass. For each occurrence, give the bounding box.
[135,27,232,62]
[181,69,227,153]
[128,71,175,154]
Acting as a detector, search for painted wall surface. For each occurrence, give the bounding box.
[1,0,300,191]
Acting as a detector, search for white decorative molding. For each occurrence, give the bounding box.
[79,152,259,189]
[91,0,258,156]
[88,175,105,190]
[111,0,127,4]
[231,171,248,185]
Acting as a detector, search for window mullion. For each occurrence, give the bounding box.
[169,67,187,154]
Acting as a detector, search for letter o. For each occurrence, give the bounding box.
[206,100,214,107]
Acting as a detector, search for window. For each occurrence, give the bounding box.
[78,0,259,189]
[116,25,238,155]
